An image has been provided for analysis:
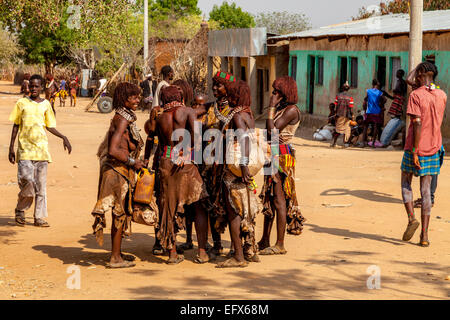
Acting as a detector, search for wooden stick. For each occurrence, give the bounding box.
[84,62,128,112]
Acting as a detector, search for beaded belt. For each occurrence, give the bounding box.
[162,145,195,161]
[271,144,293,156]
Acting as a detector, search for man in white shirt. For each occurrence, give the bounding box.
[152,65,174,108]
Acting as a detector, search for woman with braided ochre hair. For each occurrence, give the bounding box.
[258,76,306,255]
[207,76,261,268]
[92,82,146,268]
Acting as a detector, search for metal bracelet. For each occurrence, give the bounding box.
[127,156,136,167]
[268,107,276,120]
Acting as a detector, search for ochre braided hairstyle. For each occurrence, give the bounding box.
[112,82,141,110]
[160,85,183,105]
[173,79,194,107]
[272,76,298,105]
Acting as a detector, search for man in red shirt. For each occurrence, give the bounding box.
[400,62,446,247]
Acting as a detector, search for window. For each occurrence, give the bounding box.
[390,57,401,90]
[317,57,324,85]
[339,57,348,89]
[241,66,246,82]
[265,69,270,92]
[350,57,358,88]
[376,56,387,89]
[290,56,297,80]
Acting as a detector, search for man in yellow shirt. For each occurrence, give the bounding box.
[8,74,72,227]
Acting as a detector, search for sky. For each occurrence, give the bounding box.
[198,0,381,28]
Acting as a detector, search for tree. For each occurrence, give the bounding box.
[147,0,201,21]
[0,1,140,73]
[209,2,255,29]
[254,11,311,35]
[0,26,21,68]
[17,15,75,74]
[353,0,450,20]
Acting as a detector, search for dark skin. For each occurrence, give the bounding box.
[361,84,387,146]
[69,79,78,107]
[223,99,254,264]
[45,76,59,113]
[382,71,407,99]
[402,68,434,244]
[146,100,209,262]
[258,89,300,252]
[108,94,146,265]
[178,93,223,254]
[331,88,353,147]
[9,79,72,165]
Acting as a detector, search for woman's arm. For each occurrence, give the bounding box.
[108,116,143,170]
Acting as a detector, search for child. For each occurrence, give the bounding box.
[8,74,72,227]
[347,115,364,146]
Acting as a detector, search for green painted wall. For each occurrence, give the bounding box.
[289,50,450,135]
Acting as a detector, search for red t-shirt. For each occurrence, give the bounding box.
[404,86,447,156]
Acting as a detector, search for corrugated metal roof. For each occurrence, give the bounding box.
[269,9,450,41]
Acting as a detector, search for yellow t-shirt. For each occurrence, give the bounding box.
[9,97,57,162]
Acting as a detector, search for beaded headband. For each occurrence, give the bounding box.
[215,71,236,83]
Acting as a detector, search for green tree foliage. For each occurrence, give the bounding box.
[148,0,201,21]
[353,0,450,20]
[209,1,255,29]
[0,1,141,74]
[17,14,75,72]
[254,11,311,35]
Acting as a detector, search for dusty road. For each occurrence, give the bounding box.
[0,81,449,300]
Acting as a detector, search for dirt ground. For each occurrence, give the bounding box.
[0,81,448,300]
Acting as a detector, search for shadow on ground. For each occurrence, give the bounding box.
[321,188,403,204]
[306,223,406,246]
[0,216,20,244]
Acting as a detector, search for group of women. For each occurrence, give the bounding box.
[91,70,305,269]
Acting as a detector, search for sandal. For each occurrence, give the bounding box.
[166,254,184,265]
[419,240,430,247]
[152,244,165,256]
[15,216,25,227]
[106,260,136,269]
[259,245,287,255]
[121,254,136,262]
[226,249,235,258]
[34,219,50,228]
[193,252,216,264]
[216,257,248,268]
[402,219,420,241]
[245,254,261,263]
[257,240,270,252]
[177,242,194,252]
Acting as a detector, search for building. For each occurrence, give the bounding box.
[269,10,450,136]
[208,28,289,116]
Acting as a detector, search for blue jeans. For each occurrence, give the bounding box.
[380,117,405,146]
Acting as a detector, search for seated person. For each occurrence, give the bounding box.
[347,115,364,146]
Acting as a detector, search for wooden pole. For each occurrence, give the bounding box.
[84,62,127,112]
[405,0,423,138]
